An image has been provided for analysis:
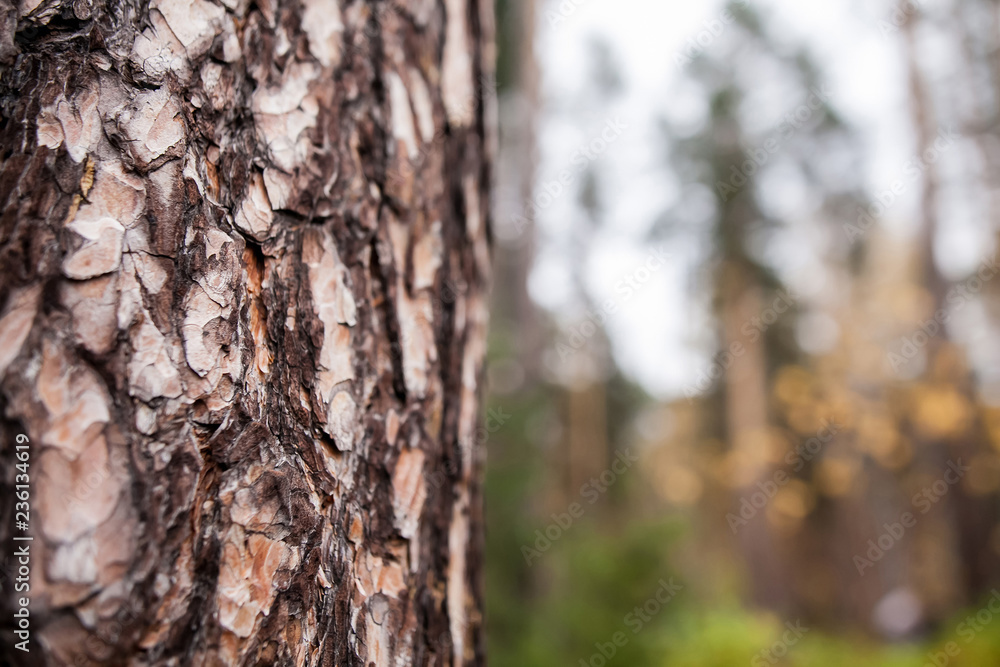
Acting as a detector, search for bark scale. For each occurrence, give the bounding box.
[0,0,494,664]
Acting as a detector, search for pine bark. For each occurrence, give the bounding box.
[0,0,494,663]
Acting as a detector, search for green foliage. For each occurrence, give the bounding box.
[483,368,684,666]
[657,606,777,667]
[653,604,1000,667]
[487,449,1000,667]
[488,516,684,667]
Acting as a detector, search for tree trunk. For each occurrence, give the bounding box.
[720,265,791,614]
[0,0,494,663]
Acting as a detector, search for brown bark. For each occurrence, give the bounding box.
[0,0,494,664]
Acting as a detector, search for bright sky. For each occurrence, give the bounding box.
[529,0,989,399]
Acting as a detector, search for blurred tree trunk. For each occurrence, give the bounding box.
[493,0,541,377]
[721,265,791,613]
[0,0,493,664]
[901,9,998,614]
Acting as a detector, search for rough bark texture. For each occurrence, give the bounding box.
[0,0,494,663]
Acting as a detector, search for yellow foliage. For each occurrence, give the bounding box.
[772,479,815,519]
[659,466,704,506]
[909,384,973,440]
[879,436,913,470]
[773,365,814,406]
[787,403,826,436]
[721,449,760,489]
[857,413,898,459]
[965,454,1000,495]
[816,457,859,497]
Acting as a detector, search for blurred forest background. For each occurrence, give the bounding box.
[484,0,1000,664]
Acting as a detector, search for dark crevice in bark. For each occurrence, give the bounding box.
[371,228,409,402]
